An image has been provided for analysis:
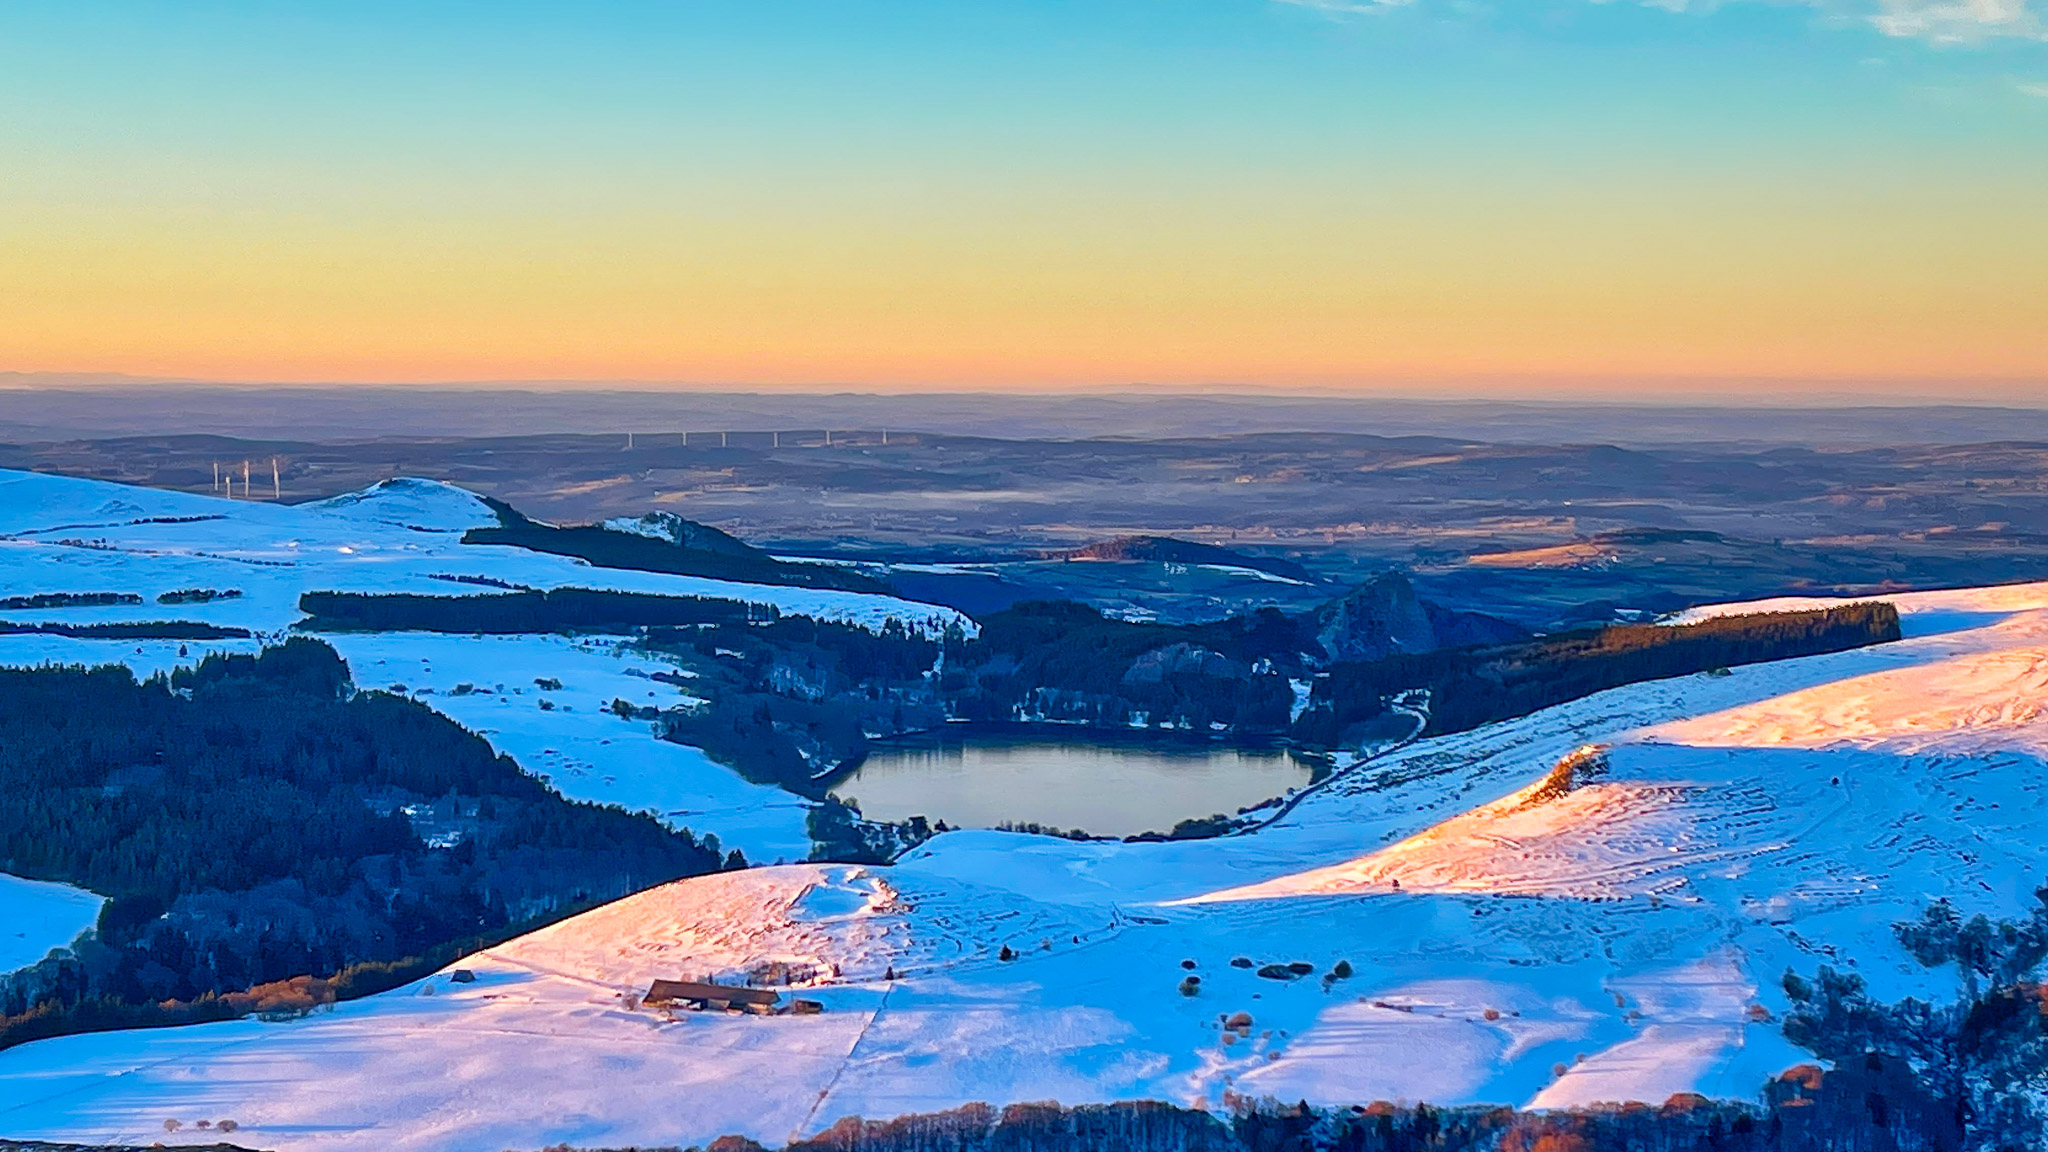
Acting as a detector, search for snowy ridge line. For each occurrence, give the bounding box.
[0,469,973,637]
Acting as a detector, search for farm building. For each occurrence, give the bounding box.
[642,979,781,1014]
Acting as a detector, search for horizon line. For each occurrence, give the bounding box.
[2,372,2045,409]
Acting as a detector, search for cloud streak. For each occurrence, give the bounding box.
[1270,0,1418,13]
[1865,0,2043,42]
[1275,0,2047,42]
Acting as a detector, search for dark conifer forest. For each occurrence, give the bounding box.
[0,639,726,1047]
[298,587,772,632]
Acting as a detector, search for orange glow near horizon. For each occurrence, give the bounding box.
[6,188,2044,395]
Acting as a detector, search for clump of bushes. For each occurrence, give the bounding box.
[157,588,242,605]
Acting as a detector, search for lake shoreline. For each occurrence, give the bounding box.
[866,718,1329,757]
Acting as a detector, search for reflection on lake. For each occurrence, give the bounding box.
[831,731,1314,838]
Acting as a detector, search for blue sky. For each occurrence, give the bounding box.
[1,1,2042,392]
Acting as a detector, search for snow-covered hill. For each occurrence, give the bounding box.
[5,561,2048,1150]
[0,469,968,865]
[0,470,965,638]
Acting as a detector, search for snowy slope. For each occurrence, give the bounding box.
[0,470,970,861]
[0,875,102,977]
[6,578,2048,1150]
[319,632,814,862]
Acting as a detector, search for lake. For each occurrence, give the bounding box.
[831,729,1315,838]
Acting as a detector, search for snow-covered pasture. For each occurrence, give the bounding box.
[6,578,2048,1150]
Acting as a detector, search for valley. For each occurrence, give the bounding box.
[9,0,2045,1135]
[4,574,2046,1149]
[0,459,2043,1151]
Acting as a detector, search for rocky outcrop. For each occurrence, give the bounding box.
[603,511,764,558]
[1307,572,1525,664]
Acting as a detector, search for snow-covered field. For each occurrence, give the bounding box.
[6,489,2048,1152]
[0,875,102,977]
[0,469,968,862]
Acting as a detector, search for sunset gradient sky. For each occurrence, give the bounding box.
[3,1,2045,395]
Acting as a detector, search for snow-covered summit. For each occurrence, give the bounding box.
[306,477,501,534]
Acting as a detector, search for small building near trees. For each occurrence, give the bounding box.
[643,979,782,1014]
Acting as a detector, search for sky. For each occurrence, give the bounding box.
[1,1,2045,397]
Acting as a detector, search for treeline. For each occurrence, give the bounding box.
[1297,602,1902,745]
[0,591,141,610]
[647,613,943,690]
[299,588,771,633]
[0,910,590,1055]
[557,1056,1957,1152]
[663,690,876,797]
[0,639,731,1048]
[0,619,251,640]
[463,497,888,594]
[157,587,242,605]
